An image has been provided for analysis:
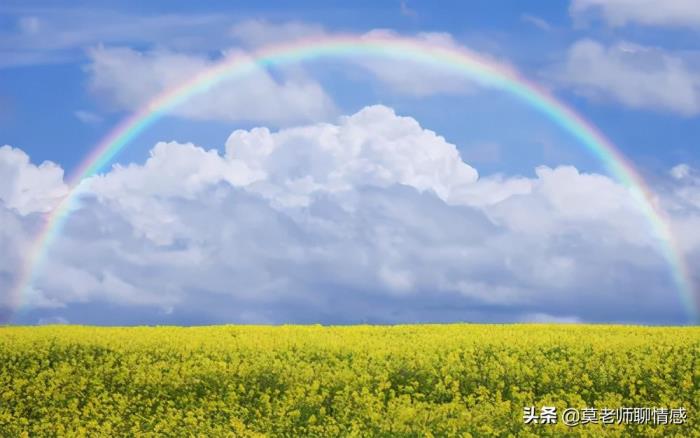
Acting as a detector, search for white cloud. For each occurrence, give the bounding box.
[223,105,479,204]
[86,45,338,124]
[0,145,68,215]
[671,164,691,180]
[555,39,700,115]
[92,105,478,206]
[74,110,102,124]
[521,14,553,31]
[0,208,29,314]
[571,0,700,28]
[2,106,699,324]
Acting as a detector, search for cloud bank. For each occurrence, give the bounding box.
[1,107,698,325]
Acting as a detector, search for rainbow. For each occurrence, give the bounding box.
[9,34,699,323]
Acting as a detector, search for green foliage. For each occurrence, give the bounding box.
[0,324,698,437]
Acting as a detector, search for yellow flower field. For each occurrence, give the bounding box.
[0,324,698,437]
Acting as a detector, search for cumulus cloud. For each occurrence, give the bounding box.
[571,0,700,28]
[0,145,68,215]
[555,39,700,115]
[2,106,699,325]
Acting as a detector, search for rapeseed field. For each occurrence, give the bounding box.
[0,324,698,437]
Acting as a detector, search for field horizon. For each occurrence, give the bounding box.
[5,322,699,327]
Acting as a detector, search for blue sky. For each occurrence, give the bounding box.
[1,1,700,325]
